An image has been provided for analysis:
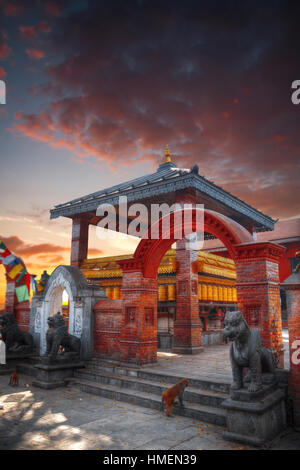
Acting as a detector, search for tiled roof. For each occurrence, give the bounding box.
[50,160,275,231]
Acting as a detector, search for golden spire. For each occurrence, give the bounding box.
[164,145,172,163]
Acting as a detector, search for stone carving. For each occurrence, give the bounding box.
[45,312,81,360]
[0,312,34,354]
[224,310,276,392]
[34,309,41,333]
[74,305,83,337]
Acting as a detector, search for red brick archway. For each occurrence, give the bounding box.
[94,207,284,366]
[128,208,253,279]
[116,207,255,364]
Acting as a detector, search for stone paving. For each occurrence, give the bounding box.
[0,333,298,451]
[144,328,290,381]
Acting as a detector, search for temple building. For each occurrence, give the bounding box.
[80,249,238,349]
[47,146,287,366]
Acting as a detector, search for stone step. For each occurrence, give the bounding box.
[68,377,227,427]
[74,368,228,408]
[86,361,231,393]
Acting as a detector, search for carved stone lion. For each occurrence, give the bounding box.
[45,312,81,359]
[0,312,33,354]
[224,310,277,392]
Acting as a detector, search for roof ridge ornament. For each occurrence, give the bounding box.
[165,145,172,163]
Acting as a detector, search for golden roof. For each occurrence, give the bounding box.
[80,249,236,280]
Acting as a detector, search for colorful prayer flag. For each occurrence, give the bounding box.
[0,241,6,253]
[25,272,31,292]
[15,285,30,302]
[8,257,19,267]
[16,267,26,283]
[1,254,16,265]
[0,248,11,259]
[8,263,23,279]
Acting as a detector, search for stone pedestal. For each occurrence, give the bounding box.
[24,355,85,389]
[223,385,286,447]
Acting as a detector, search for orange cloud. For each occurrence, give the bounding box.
[26,48,45,60]
[0,42,11,59]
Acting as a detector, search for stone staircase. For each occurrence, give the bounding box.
[67,357,230,427]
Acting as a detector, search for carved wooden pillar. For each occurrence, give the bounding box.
[70,218,89,267]
[235,242,285,368]
[118,260,158,365]
[173,238,203,354]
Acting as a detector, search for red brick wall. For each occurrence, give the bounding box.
[236,243,285,367]
[93,298,122,360]
[14,301,30,332]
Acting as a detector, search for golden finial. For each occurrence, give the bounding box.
[164,145,172,163]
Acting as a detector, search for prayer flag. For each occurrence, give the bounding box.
[16,267,26,283]
[8,263,23,279]
[2,254,16,265]
[8,257,19,267]
[15,285,30,302]
[0,241,6,253]
[0,248,11,259]
[25,273,31,292]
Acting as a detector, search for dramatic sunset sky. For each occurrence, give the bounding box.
[0,0,299,306]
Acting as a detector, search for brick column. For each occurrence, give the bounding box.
[172,239,203,354]
[118,262,158,365]
[70,218,89,267]
[282,268,300,428]
[235,242,285,368]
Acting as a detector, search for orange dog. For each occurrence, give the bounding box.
[161,378,189,417]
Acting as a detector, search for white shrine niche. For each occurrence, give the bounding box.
[39,270,77,354]
[32,265,106,359]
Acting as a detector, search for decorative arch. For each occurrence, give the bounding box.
[120,207,253,278]
[31,265,105,359]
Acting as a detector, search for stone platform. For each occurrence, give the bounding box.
[18,355,85,389]
[223,385,287,446]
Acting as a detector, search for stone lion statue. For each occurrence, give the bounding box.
[45,312,81,360]
[224,310,277,392]
[0,312,33,353]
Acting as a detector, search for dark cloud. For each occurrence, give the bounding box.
[10,0,300,218]
[19,21,51,40]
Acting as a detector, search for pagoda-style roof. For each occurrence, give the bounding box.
[50,150,276,233]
